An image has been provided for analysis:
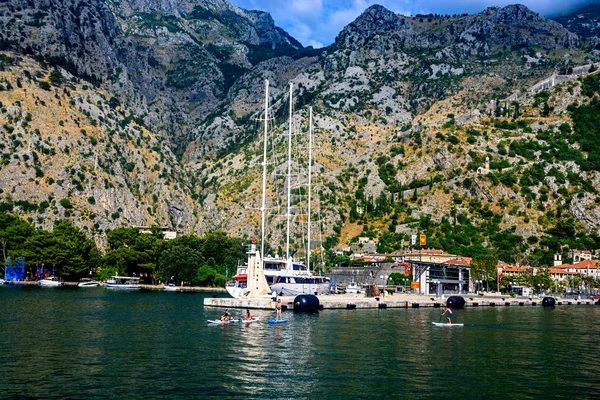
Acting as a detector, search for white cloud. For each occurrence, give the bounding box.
[291,0,323,20]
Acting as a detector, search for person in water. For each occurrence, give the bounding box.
[220,309,230,322]
[441,307,453,324]
[275,299,282,320]
[244,309,254,321]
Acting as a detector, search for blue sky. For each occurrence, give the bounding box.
[230,0,598,48]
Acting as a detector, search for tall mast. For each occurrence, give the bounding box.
[307,107,313,273]
[285,82,293,261]
[261,80,269,261]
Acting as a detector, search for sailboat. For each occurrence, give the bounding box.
[226,80,330,298]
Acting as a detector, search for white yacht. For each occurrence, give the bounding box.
[39,276,64,287]
[0,278,5,285]
[104,276,140,290]
[226,256,329,298]
[225,81,329,299]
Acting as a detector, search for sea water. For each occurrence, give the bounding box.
[0,286,598,399]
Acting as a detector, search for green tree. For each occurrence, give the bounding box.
[49,67,62,86]
[103,226,162,278]
[196,264,226,287]
[542,101,550,117]
[470,254,498,292]
[24,221,101,279]
[389,272,411,286]
[0,214,35,263]
[157,242,204,285]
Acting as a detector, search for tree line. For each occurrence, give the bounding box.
[0,214,246,286]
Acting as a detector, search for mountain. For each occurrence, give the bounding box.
[0,0,304,156]
[552,3,600,38]
[1,0,600,266]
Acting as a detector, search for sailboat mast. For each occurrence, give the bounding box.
[286,82,293,261]
[307,107,313,273]
[261,80,269,261]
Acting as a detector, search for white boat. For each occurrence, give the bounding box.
[104,276,140,290]
[226,81,329,299]
[39,276,64,287]
[78,280,101,287]
[227,257,329,298]
[345,282,363,294]
[163,283,182,292]
[0,278,5,285]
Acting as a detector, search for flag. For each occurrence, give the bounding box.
[411,235,417,245]
[497,267,502,279]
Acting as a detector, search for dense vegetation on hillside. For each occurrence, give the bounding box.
[0,214,245,285]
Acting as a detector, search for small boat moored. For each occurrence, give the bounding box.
[39,276,64,287]
[104,276,140,290]
[78,280,101,287]
[345,282,363,294]
[163,283,182,292]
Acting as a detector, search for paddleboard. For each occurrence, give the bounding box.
[207,319,240,324]
[241,318,260,324]
[268,319,287,324]
[432,322,463,327]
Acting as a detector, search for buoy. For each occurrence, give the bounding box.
[293,294,320,312]
[542,297,556,307]
[446,296,465,309]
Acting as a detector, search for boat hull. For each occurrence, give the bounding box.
[40,278,63,287]
[78,282,101,287]
[105,284,140,290]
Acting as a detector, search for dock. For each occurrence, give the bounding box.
[203,293,599,310]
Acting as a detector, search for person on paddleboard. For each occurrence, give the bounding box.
[441,307,453,324]
[275,299,282,320]
[220,309,231,322]
[244,309,255,321]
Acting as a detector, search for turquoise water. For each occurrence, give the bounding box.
[0,286,599,399]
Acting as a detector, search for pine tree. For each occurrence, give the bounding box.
[542,101,550,117]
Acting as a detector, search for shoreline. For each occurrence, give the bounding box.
[1,280,227,292]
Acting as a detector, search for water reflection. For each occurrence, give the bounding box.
[1,289,600,399]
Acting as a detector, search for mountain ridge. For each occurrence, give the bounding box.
[1,0,600,267]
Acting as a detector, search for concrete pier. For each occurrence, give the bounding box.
[203,293,598,310]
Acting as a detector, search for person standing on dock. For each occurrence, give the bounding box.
[275,299,282,320]
[441,307,453,324]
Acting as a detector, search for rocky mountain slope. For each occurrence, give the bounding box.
[0,0,304,156]
[1,0,600,265]
[552,3,600,39]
